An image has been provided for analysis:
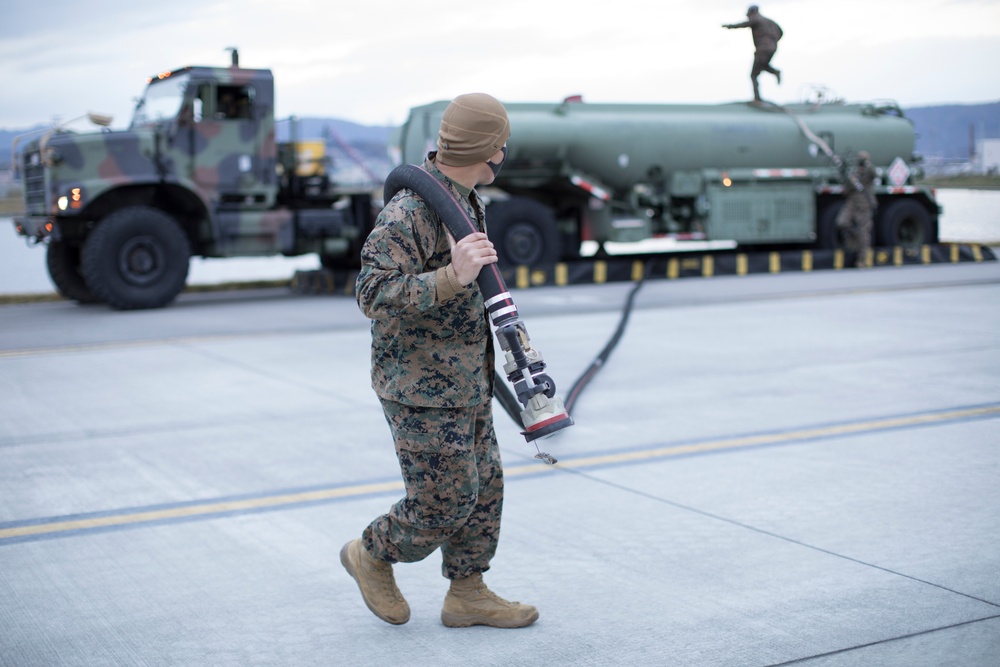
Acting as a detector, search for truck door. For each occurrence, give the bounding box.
[189,83,276,208]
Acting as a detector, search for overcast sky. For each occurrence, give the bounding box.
[1,0,998,131]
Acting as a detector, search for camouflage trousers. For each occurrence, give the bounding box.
[751,47,779,100]
[751,47,779,79]
[363,398,504,580]
[836,194,875,265]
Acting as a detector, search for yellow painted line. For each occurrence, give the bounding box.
[951,244,960,263]
[802,250,813,272]
[834,249,844,270]
[972,244,983,263]
[893,246,903,266]
[0,481,405,541]
[922,244,931,264]
[3,404,997,543]
[534,405,1000,473]
[736,253,748,276]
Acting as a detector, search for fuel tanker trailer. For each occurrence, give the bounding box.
[395,98,940,267]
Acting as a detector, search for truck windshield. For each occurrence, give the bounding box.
[131,73,192,128]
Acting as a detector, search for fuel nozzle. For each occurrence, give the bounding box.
[496,321,574,447]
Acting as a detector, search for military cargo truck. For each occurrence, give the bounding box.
[12,52,374,309]
[396,97,941,267]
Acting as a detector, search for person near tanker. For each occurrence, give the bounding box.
[341,93,539,629]
[723,5,783,103]
[836,150,878,268]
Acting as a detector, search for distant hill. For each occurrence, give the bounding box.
[3,101,997,171]
[907,101,1000,160]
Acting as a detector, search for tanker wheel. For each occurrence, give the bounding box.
[486,198,562,268]
[81,206,191,310]
[877,199,932,248]
[816,201,855,250]
[46,240,101,304]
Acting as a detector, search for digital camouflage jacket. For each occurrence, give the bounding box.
[356,157,495,407]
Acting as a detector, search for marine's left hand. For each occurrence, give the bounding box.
[448,232,498,285]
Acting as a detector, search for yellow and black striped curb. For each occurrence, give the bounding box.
[292,243,996,294]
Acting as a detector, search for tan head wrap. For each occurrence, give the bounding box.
[436,93,510,167]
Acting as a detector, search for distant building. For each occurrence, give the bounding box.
[976,138,1000,174]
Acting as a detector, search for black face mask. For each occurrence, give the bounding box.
[487,146,507,178]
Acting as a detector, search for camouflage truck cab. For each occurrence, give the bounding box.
[13,54,373,309]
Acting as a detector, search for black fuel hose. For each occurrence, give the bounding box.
[563,262,649,415]
[494,259,650,425]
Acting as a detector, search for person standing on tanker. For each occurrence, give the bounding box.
[836,150,878,268]
[341,93,539,629]
[723,5,783,102]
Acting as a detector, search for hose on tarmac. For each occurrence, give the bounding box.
[493,261,650,426]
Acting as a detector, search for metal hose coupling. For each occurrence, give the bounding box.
[496,321,573,445]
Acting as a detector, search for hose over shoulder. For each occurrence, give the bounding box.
[383,164,511,323]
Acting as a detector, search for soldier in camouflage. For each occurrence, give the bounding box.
[341,93,539,629]
[837,151,878,268]
[724,5,783,102]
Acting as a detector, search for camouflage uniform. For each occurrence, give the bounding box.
[726,8,783,101]
[836,154,878,267]
[356,155,502,580]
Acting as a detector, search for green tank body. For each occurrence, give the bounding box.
[503,102,916,188]
[397,98,940,267]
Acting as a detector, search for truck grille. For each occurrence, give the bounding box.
[22,153,47,214]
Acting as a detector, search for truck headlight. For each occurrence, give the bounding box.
[57,187,84,211]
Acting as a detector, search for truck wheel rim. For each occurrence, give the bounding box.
[118,235,165,286]
[505,222,544,266]
[898,218,923,246]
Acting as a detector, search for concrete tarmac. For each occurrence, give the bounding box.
[1,262,999,666]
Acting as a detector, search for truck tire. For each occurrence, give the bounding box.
[816,201,849,249]
[486,199,562,268]
[81,206,191,310]
[877,199,932,248]
[47,240,101,304]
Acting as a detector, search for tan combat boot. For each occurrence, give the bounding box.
[441,573,539,628]
[340,538,410,625]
